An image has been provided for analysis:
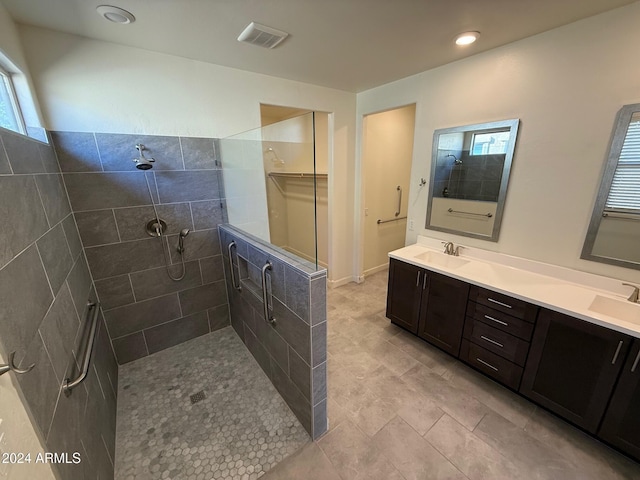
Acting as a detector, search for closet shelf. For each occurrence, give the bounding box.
[267,172,328,179]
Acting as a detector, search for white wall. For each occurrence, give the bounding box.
[17,25,356,285]
[356,2,640,283]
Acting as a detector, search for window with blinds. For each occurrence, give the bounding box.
[605,112,640,215]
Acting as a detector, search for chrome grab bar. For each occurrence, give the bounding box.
[377,216,407,225]
[261,261,276,326]
[63,302,100,397]
[395,186,402,217]
[227,241,242,292]
[0,351,35,377]
[447,208,493,218]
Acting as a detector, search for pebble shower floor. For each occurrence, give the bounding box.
[115,327,309,479]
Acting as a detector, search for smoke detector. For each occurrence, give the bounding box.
[237,22,289,49]
[96,5,135,24]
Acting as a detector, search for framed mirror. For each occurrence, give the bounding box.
[425,119,520,241]
[582,103,640,269]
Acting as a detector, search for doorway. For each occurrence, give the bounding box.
[361,104,416,276]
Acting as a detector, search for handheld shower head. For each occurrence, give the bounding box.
[177,228,190,254]
[180,228,190,238]
[133,144,155,170]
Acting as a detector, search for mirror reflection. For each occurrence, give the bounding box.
[582,104,640,269]
[426,119,520,241]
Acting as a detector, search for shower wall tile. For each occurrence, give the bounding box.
[144,311,209,354]
[112,331,148,364]
[50,131,102,172]
[130,261,202,301]
[94,275,135,310]
[0,131,119,480]
[181,136,217,170]
[104,293,181,338]
[168,228,220,263]
[156,170,220,202]
[37,222,74,295]
[114,202,192,241]
[1,129,45,173]
[208,304,230,331]
[75,209,120,247]
[0,175,49,269]
[0,135,11,174]
[200,255,225,283]
[64,172,151,211]
[34,173,72,227]
[96,133,183,171]
[85,237,165,279]
[191,199,225,229]
[178,280,227,316]
[0,245,53,359]
[220,224,327,439]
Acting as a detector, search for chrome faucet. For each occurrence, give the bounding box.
[623,283,640,303]
[442,241,455,255]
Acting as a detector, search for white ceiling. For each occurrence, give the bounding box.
[1,0,635,92]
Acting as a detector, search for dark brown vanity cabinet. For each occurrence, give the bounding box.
[599,339,640,459]
[386,258,469,355]
[520,308,632,433]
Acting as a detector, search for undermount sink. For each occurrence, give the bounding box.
[588,295,640,325]
[414,251,469,269]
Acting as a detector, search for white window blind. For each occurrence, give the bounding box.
[605,113,640,214]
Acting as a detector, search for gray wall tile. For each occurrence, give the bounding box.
[95,275,135,310]
[37,223,74,295]
[181,137,217,170]
[112,332,148,364]
[312,361,327,403]
[208,305,230,331]
[0,245,53,359]
[2,130,45,173]
[38,143,60,173]
[50,131,102,172]
[85,238,165,279]
[15,334,60,436]
[62,214,83,260]
[270,357,312,435]
[312,322,327,367]
[104,293,181,338]
[93,316,119,396]
[66,254,93,318]
[0,175,49,269]
[250,308,289,374]
[285,266,310,324]
[130,261,202,301]
[290,347,311,401]
[156,170,220,202]
[96,133,183,171]
[144,311,209,354]
[311,276,327,326]
[191,200,225,229]
[200,255,225,284]
[312,399,328,439]
[178,281,227,316]
[114,203,192,241]
[244,324,272,378]
[64,172,151,211]
[272,297,311,363]
[0,135,11,173]
[34,174,72,227]
[75,209,119,247]
[168,229,220,263]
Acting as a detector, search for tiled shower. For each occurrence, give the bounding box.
[0,123,327,479]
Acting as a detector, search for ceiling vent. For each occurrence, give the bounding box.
[237,22,289,49]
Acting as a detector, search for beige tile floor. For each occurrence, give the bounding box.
[263,269,640,480]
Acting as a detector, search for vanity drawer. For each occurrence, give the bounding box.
[460,339,523,391]
[467,301,535,341]
[469,320,530,366]
[469,286,538,323]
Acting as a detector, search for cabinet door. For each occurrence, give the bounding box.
[418,270,469,356]
[520,309,631,433]
[599,339,640,460]
[386,259,422,334]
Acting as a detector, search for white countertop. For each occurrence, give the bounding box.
[389,236,640,338]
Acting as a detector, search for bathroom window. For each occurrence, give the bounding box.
[0,66,26,135]
[470,129,510,155]
[605,113,640,213]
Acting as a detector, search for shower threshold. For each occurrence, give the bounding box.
[115,327,309,479]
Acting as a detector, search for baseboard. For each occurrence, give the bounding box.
[363,263,389,277]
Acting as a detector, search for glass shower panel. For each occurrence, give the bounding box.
[220,112,322,270]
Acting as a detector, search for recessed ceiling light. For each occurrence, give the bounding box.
[455,31,480,46]
[96,5,136,24]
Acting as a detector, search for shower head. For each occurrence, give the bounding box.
[133,144,155,170]
[446,154,463,165]
[179,228,190,238]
